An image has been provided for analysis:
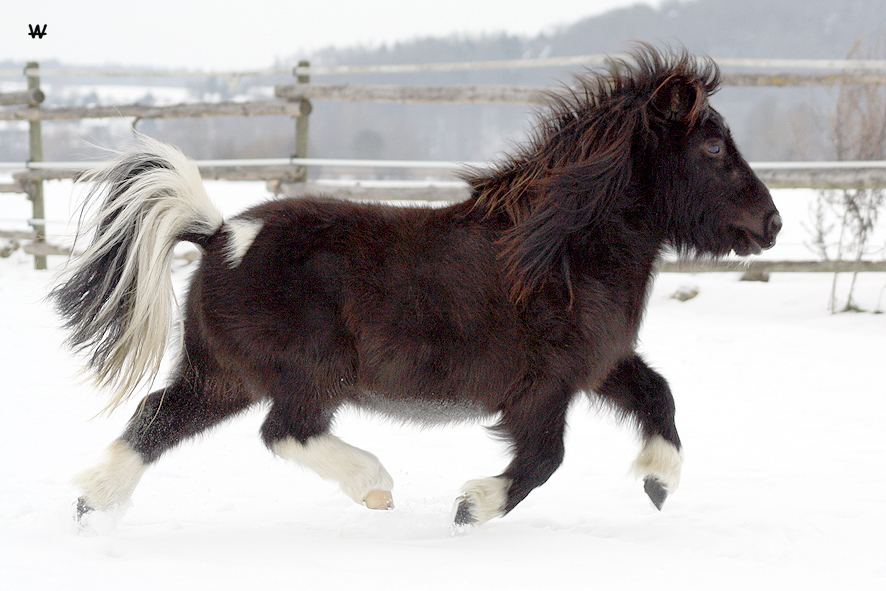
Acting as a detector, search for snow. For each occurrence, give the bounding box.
[1,184,885,590]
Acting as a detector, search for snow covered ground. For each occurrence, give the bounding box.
[1,184,884,589]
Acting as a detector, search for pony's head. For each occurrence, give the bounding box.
[634,51,781,258]
[465,44,781,303]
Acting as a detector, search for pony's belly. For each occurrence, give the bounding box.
[351,391,495,426]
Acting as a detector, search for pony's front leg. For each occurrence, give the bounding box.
[595,354,683,510]
[455,392,569,526]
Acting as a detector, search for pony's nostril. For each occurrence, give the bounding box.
[767,212,782,240]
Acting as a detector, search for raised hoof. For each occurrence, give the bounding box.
[643,476,668,510]
[76,497,94,522]
[453,498,477,527]
[364,490,394,510]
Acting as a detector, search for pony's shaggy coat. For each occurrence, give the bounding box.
[54,46,780,526]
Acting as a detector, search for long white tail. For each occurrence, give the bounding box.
[51,136,224,413]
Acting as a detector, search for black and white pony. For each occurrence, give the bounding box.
[53,46,780,527]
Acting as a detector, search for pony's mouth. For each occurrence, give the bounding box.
[730,227,770,257]
[729,212,781,257]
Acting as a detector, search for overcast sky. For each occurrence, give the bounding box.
[5,0,663,71]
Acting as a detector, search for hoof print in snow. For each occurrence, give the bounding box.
[643,476,668,510]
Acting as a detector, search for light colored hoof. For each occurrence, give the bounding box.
[364,490,394,510]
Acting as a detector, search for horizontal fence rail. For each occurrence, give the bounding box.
[4,55,886,80]
[275,83,550,104]
[722,72,886,87]
[276,77,886,105]
[0,99,304,122]
[0,88,45,106]
[4,158,886,189]
[660,260,886,273]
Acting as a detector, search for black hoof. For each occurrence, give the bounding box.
[643,477,668,511]
[453,498,477,527]
[76,497,94,521]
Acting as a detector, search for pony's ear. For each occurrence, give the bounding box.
[650,76,707,125]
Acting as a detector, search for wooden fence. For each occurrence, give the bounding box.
[2,57,886,272]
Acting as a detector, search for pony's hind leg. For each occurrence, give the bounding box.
[260,400,394,510]
[596,354,683,510]
[75,371,251,519]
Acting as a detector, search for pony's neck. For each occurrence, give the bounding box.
[564,188,667,314]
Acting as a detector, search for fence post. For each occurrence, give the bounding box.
[293,60,312,181]
[25,61,46,270]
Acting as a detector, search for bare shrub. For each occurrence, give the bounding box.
[809,39,886,313]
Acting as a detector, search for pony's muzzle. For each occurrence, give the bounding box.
[730,208,781,256]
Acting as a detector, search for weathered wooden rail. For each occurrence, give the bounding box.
[0,100,305,122]
[660,260,886,273]
[273,72,886,105]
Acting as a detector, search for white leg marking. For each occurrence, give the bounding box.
[632,435,683,492]
[458,476,510,525]
[224,218,264,267]
[73,440,148,511]
[272,435,394,507]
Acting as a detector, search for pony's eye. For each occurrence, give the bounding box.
[705,140,724,156]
